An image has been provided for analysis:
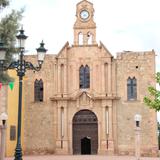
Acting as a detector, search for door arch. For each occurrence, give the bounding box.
[72,109,98,154]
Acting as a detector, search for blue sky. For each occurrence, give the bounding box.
[1,0,160,120]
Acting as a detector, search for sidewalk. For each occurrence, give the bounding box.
[5,155,160,160]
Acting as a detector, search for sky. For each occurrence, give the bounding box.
[1,0,160,120]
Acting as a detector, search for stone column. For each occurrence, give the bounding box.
[107,105,114,154]
[99,106,107,154]
[90,67,93,92]
[0,123,7,160]
[108,106,113,139]
[57,64,61,94]
[56,104,63,154]
[112,101,118,153]
[112,61,116,96]
[101,64,105,93]
[63,106,67,139]
[56,103,69,154]
[76,67,79,91]
[69,120,73,154]
[64,64,67,94]
[135,127,141,160]
[54,63,58,94]
[57,105,61,140]
[63,105,69,153]
[83,33,87,45]
[108,62,112,96]
[103,107,106,138]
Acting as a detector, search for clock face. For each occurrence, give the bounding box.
[80,10,89,20]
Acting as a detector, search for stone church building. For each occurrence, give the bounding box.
[24,0,158,156]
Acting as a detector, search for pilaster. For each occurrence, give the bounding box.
[55,102,69,154]
[64,64,67,94]
[107,62,112,96]
[106,105,114,154]
[99,101,114,155]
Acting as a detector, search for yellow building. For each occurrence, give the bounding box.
[6,70,24,156]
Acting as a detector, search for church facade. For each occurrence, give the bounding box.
[23,0,158,156]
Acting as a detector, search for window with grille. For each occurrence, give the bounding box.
[34,79,43,102]
[79,65,90,89]
[10,125,16,141]
[127,77,137,100]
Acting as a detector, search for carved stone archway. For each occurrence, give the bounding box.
[72,109,98,154]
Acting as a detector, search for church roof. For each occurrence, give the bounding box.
[99,41,113,58]
[56,41,69,58]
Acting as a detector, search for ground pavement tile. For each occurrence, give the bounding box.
[5,155,160,160]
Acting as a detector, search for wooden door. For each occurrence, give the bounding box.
[72,110,98,154]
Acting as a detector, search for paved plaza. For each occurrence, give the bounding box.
[5,155,160,160]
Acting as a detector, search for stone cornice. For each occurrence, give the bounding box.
[50,95,120,101]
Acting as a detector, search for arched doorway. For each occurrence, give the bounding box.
[72,110,98,155]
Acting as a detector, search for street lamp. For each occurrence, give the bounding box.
[0,112,8,160]
[134,114,142,160]
[0,28,47,160]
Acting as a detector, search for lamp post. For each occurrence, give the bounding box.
[158,123,160,150]
[0,112,8,160]
[0,28,47,160]
[134,114,142,160]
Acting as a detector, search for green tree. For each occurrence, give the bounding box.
[0,0,23,83]
[0,0,9,9]
[144,72,160,111]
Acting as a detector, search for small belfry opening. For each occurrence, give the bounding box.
[78,32,83,45]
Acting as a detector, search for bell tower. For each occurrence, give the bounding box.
[73,0,97,45]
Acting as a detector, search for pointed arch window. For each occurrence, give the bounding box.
[79,65,90,89]
[34,79,44,102]
[127,77,137,100]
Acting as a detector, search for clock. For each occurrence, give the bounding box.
[80,10,89,20]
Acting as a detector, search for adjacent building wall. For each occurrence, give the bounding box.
[5,70,25,156]
[24,55,56,154]
[116,51,158,156]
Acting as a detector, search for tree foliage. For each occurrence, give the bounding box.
[144,72,160,111]
[0,0,9,9]
[158,122,160,131]
[0,0,23,83]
